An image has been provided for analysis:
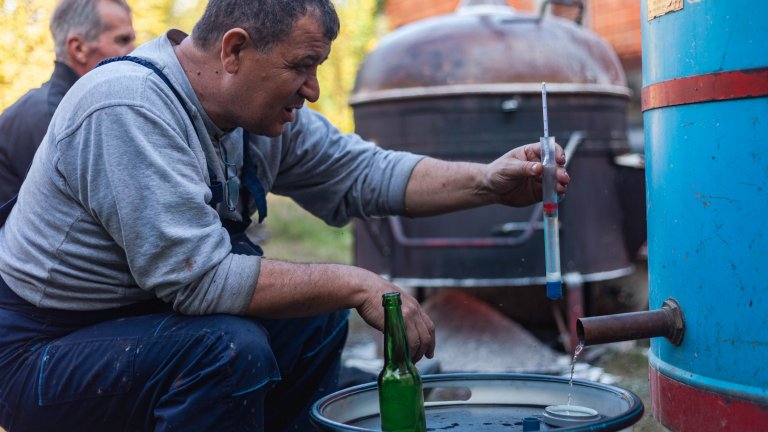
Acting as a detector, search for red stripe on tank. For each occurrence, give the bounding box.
[650,366,768,431]
[642,67,768,111]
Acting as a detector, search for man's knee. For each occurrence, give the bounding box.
[175,315,281,394]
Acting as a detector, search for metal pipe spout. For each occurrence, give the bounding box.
[577,298,685,346]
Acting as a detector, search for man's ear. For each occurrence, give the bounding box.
[66,35,88,65]
[220,28,250,73]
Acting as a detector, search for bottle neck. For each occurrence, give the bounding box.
[383,302,411,365]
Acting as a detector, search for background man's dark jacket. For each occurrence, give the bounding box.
[0,61,79,204]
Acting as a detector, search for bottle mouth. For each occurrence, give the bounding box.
[382,292,402,306]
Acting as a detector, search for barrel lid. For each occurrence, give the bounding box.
[351,0,630,105]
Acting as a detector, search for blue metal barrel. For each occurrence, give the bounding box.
[642,0,768,429]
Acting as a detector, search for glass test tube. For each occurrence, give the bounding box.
[541,135,562,299]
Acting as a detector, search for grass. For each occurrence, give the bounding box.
[258,195,353,265]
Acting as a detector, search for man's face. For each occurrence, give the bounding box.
[231,14,331,137]
[81,1,135,73]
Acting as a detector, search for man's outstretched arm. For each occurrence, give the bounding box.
[403,142,569,217]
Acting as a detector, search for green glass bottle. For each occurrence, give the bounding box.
[377,292,427,432]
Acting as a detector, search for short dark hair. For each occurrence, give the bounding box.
[192,0,340,53]
[50,0,131,60]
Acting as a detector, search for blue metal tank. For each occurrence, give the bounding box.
[642,0,768,429]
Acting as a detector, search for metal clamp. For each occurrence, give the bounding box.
[538,0,585,25]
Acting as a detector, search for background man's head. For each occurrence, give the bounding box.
[191,0,339,54]
[50,0,135,76]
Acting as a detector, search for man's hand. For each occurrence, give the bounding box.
[355,274,435,363]
[403,143,569,217]
[249,261,435,363]
[482,142,569,207]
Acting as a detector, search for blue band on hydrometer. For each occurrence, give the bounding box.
[547,281,562,299]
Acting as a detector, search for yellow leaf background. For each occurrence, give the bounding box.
[0,0,382,133]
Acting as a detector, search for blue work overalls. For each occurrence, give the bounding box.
[0,56,349,431]
[0,277,349,431]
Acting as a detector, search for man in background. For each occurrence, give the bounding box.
[0,0,135,204]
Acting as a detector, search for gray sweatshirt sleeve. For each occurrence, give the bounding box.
[56,96,258,315]
[268,108,424,227]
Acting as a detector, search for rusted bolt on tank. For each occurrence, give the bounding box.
[577,298,685,346]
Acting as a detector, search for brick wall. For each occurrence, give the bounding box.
[384,0,535,29]
[586,0,642,66]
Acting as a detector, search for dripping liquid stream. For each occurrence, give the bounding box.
[567,342,585,408]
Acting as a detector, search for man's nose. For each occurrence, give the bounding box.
[300,73,320,103]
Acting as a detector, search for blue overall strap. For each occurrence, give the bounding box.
[211,132,268,256]
[96,56,224,206]
[96,56,266,257]
[241,132,268,224]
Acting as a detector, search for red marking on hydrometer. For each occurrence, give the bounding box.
[543,203,558,216]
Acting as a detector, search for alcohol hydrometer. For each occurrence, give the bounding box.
[541,82,562,300]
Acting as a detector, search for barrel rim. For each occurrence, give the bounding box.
[310,372,644,432]
[380,266,636,289]
[349,83,632,105]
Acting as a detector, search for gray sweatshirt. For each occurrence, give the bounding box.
[0,30,422,315]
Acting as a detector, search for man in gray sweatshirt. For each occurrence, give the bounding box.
[0,0,569,430]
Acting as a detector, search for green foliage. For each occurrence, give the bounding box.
[0,0,56,109]
[311,0,382,133]
[262,196,352,264]
[0,0,208,108]
[0,0,382,124]
[131,0,206,41]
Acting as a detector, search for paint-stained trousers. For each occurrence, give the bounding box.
[0,277,349,431]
